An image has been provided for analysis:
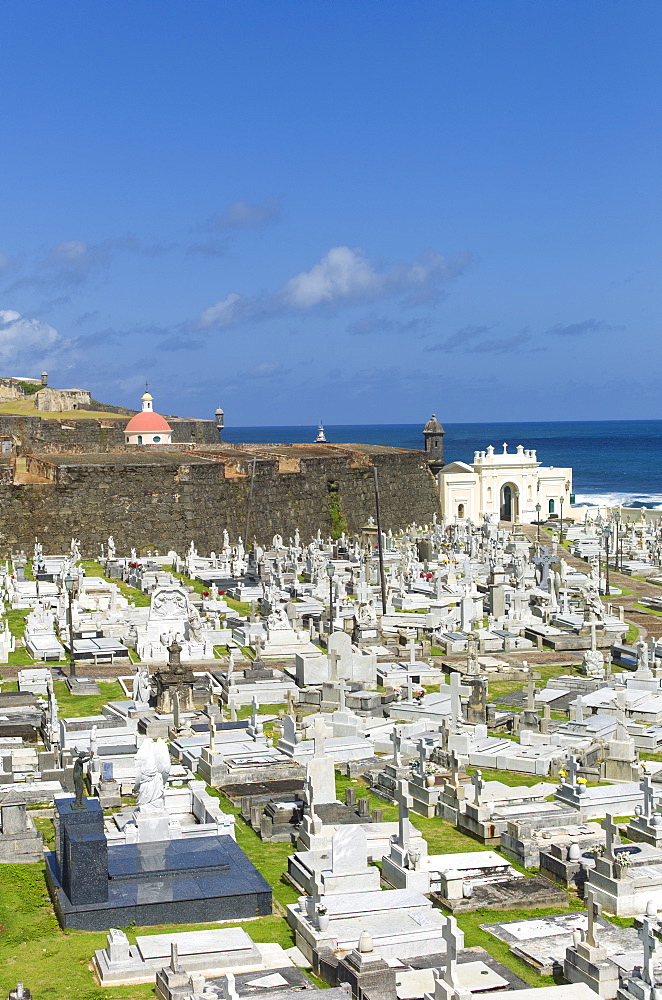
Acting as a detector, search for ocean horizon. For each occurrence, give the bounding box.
[222,419,662,510]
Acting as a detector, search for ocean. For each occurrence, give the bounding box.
[222,420,662,510]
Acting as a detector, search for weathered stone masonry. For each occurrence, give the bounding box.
[0,448,440,554]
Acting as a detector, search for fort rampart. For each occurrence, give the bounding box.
[2,447,440,554]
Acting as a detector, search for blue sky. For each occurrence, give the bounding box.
[0,1,660,425]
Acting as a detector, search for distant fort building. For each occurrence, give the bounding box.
[438,442,572,525]
[124,390,172,445]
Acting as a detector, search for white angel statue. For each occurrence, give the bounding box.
[133,738,171,813]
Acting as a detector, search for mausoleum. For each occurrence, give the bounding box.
[438,443,573,525]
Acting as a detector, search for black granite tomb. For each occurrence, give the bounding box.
[46,796,272,930]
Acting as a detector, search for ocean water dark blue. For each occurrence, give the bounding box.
[222,420,662,508]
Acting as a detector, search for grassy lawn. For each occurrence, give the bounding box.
[52,680,125,719]
[0,399,125,420]
[488,661,579,704]
[456,902,584,988]
[0,861,294,1000]
[82,561,151,607]
[626,623,640,643]
[171,569,252,617]
[634,602,662,618]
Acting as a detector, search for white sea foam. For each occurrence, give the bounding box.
[574,492,662,510]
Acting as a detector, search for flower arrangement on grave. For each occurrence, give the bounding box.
[413,687,426,699]
[316,903,327,915]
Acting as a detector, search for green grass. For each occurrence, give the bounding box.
[464,765,557,788]
[634,602,662,618]
[3,609,37,667]
[626,622,640,643]
[52,680,124,719]
[81,561,151,607]
[456,902,584,988]
[488,662,577,704]
[0,860,295,1000]
[207,787,300,910]
[171,568,252,616]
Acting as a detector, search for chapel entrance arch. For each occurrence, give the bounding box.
[500,483,519,521]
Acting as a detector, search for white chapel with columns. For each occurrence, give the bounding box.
[437,442,573,525]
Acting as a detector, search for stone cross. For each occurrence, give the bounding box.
[172,691,180,730]
[417,738,428,779]
[405,674,415,702]
[313,716,328,758]
[170,941,180,973]
[328,648,341,682]
[251,695,259,726]
[304,774,318,819]
[450,749,460,784]
[209,715,216,753]
[219,972,239,1000]
[640,915,657,987]
[442,915,462,988]
[601,813,619,862]
[450,671,461,729]
[472,768,484,805]
[616,689,627,725]
[310,868,323,912]
[391,727,402,767]
[566,754,578,787]
[642,775,655,819]
[526,678,535,711]
[395,778,412,849]
[338,677,346,713]
[408,637,417,665]
[573,698,584,723]
[585,888,601,948]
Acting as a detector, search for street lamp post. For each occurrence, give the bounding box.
[64,573,76,677]
[535,503,541,542]
[559,496,564,546]
[614,510,621,572]
[603,525,611,597]
[326,561,335,635]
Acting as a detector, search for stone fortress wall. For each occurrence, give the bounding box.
[1,446,440,554]
[0,413,218,453]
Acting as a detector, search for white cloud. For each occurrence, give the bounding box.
[280,246,459,309]
[0,310,62,365]
[195,245,468,330]
[204,196,281,231]
[196,293,246,329]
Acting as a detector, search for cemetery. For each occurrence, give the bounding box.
[6,499,662,1000]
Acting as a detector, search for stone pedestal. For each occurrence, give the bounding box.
[54,797,108,906]
[336,937,396,1000]
[153,640,195,714]
[0,803,43,863]
[409,774,442,818]
[564,939,617,999]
